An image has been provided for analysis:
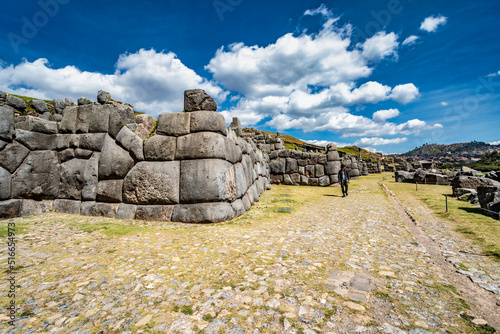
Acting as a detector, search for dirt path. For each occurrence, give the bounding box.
[381,182,500,330]
[0,176,497,333]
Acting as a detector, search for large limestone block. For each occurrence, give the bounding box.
[0,141,30,173]
[179,159,236,203]
[172,202,235,223]
[108,104,134,138]
[89,104,111,133]
[59,106,78,133]
[319,175,330,187]
[59,158,86,200]
[0,199,21,218]
[81,201,97,216]
[116,203,137,219]
[116,126,144,160]
[15,129,53,150]
[325,161,341,175]
[20,199,53,217]
[327,151,340,161]
[225,138,243,164]
[283,174,293,185]
[184,89,217,112]
[15,116,58,134]
[175,132,226,160]
[79,133,106,151]
[234,163,248,199]
[12,151,60,199]
[300,175,309,185]
[241,155,254,188]
[285,158,298,173]
[269,158,286,174]
[144,135,176,161]
[231,199,245,217]
[98,135,135,180]
[96,180,123,203]
[270,174,283,184]
[452,176,499,195]
[0,167,11,200]
[157,112,190,137]
[123,161,180,204]
[82,153,99,200]
[135,205,173,221]
[53,99,65,114]
[0,139,7,151]
[52,134,80,150]
[54,199,81,214]
[6,95,26,111]
[97,90,111,104]
[76,104,93,133]
[189,110,227,136]
[94,203,120,218]
[305,165,315,178]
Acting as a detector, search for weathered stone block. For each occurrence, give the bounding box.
[52,134,80,150]
[269,158,286,174]
[97,180,123,203]
[82,153,99,200]
[0,105,15,141]
[189,110,227,136]
[53,99,65,114]
[54,199,81,214]
[283,174,293,185]
[75,148,93,159]
[290,173,300,185]
[135,114,157,139]
[30,99,48,113]
[172,202,235,223]
[309,178,319,186]
[116,203,137,220]
[108,104,134,138]
[157,112,190,137]
[0,167,11,200]
[6,95,26,111]
[89,104,111,133]
[98,135,135,180]
[0,141,30,173]
[180,159,236,204]
[0,139,7,151]
[319,175,330,187]
[330,175,339,184]
[175,132,226,160]
[116,126,144,161]
[315,164,325,177]
[225,138,242,164]
[144,135,176,161]
[58,148,75,163]
[123,161,180,204]
[81,201,97,216]
[305,165,315,178]
[12,151,60,199]
[325,161,341,175]
[184,89,217,112]
[59,158,86,200]
[298,166,305,175]
[135,205,173,221]
[0,199,21,218]
[78,97,91,105]
[79,133,106,151]
[300,175,309,185]
[270,174,283,184]
[59,106,78,133]
[94,203,120,218]
[97,90,111,104]
[15,129,53,150]
[15,116,58,134]
[20,199,53,216]
[327,151,340,161]
[234,163,248,199]
[285,158,298,173]
[241,155,254,188]
[231,199,245,217]
[75,104,92,133]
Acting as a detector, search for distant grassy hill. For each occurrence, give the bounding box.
[468,151,500,172]
[403,141,498,157]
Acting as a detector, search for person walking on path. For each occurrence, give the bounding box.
[338,164,350,197]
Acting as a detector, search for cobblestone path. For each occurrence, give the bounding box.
[1,175,498,333]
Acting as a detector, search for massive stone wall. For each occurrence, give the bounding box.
[0,89,269,223]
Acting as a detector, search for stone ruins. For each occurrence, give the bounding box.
[0,89,382,223]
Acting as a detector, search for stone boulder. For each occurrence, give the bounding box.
[82,153,99,200]
[30,99,48,113]
[451,175,500,195]
[108,104,134,138]
[175,132,226,161]
[88,104,111,133]
[6,95,26,111]
[157,112,191,137]
[59,106,78,133]
[123,161,180,205]
[0,141,30,173]
[144,135,176,161]
[59,158,86,200]
[11,151,60,199]
[134,114,157,139]
[97,90,111,104]
[0,105,15,141]
[189,110,227,136]
[98,135,135,179]
[14,129,53,151]
[116,126,144,161]
[184,89,217,112]
[77,97,91,105]
[96,180,123,202]
[477,185,500,217]
[53,99,65,114]
[179,159,236,203]
[65,98,74,106]
[135,205,173,221]
[485,170,500,183]
[0,199,21,218]
[229,117,243,136]
[79,133,106,151]
[172,202,235,223]
[15,116,58,134]
[54,199,81,215]
[116,203,137,220]
[0,167,11,200]
[269,158,285,174]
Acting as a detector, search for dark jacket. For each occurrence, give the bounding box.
[338,169,350,183]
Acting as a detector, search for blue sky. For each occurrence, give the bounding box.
[1,0,499,153]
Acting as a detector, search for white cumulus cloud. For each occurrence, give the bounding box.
[402,35,419,46]
[420,15,447,32]
[0,49,227,116]
[489,140,500,145]
[372,109,400,122]
[354,137,408,146]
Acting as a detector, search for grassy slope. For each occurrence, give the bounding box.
[383,175,500,260]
